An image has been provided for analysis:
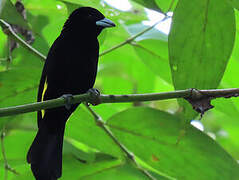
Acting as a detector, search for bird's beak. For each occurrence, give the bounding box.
[96,18,115,28]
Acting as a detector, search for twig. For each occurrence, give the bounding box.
[84,105,157,180]
[1,127,19,180]
[99,15,170,57]
[0,88,239,117]
[0,19,46,61]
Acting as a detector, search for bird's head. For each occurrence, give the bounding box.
[62,7,115,36]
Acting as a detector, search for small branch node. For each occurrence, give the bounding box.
[189,88,204,99]
[87,88,101,105]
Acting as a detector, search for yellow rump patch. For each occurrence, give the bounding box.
[41,78,48,119]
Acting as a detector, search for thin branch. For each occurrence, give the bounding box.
[1,127,19,179]
[0,88,239,118]
[99,15,170,57]
[0,19,46,61]
[85,105,157,180]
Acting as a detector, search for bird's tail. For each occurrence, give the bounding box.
[27,123,65,180]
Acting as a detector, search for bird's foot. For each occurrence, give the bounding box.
[61,94,74,110]
[87,88,101,106]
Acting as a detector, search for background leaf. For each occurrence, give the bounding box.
[0,0,29,28]
[168,0,236,120]
[108,107,239,180]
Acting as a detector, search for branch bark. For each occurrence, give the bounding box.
[0,88,239,117]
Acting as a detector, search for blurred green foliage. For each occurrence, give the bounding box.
[0,0,239,179]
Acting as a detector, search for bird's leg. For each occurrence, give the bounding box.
[61,94,74,110]
[87,88,101,105]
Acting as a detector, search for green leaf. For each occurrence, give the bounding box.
[65,107,124,158]
[0,0,29,28]
[133,41,171,84]
[23,0,68,46]
[125,23,172,84]
[107,107,239,179]
[63,138,96,163]
[78,160,151,180]
[0,29,7,59]
[10,157,162,180]
[168,0,236,119]
[229,0,239,10]
[130,0,163,13]
[155,0,178,12]
[60,0,100,8]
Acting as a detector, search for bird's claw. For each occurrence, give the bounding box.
[87,88,101,105]
[61,94,74,110]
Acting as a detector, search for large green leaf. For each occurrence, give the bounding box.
[107,107,239,179]
[125,23,172,84]
[10,156,168,180]
[133,40,171,84]
[229,0,239,10]
[65,107,124,158]
[168,0,236,120]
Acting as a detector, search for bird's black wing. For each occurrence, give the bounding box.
[28,36,99,179]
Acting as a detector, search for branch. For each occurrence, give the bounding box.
[0,19,46,61]
[0,88,239,117]
[84,105,157,180]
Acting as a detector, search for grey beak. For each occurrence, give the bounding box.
[96,18,115,28]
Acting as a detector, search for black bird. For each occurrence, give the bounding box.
[27,7,115,180]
